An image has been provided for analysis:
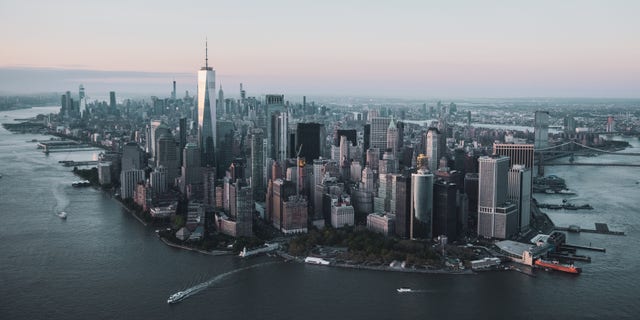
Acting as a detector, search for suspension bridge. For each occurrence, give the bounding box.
[534,141,640,170]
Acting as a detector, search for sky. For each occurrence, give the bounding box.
[1,0,639,99]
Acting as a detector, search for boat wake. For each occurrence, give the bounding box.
[396,288,433,294]
[167,261,281,304]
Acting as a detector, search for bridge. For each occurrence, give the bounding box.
[535,141,640,170]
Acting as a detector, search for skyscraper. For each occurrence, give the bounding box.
[410,169,434,240]
[250,128,266,201]
[426,127,441,171]
[217,84,225,117]
[370,117,391,150]
[477,155,518,239]
[508,165,532,232]
[433,180,458,239]
[386,118,399,157]
[156,133,179,184]
[493,143,535,169]
[109,91,116,114]
[534,111,549,150]
[180,143,202,194]
[296,123,325,162]
[121,142,144,172]
[197,41,217,167]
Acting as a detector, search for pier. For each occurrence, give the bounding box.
[549,252,592,262]
[59,160,99,167]
[561,244,606,253]
[38,140,100,153]
[555,223,624,236]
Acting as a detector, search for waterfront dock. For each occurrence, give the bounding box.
[59,160,99,167]
[561,243,606,252]
[555,223,624,236]
[549,252,592,262]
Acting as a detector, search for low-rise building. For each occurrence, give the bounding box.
[366,212,395,236]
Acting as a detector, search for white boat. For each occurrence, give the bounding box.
[167,291,186,304]
[397,288,412,293]
[58,211,67,219]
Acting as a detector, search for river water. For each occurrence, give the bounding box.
[1,107,639,319]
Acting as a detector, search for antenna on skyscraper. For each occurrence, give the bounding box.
[205,38,209,68]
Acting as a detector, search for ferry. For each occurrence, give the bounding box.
[304,257,330,265]
[397,288,412,293]
[72,180,91,187]
[535,259,581,274]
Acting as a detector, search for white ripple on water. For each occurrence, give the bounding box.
[51,181,70,214]
[168,261,281,303]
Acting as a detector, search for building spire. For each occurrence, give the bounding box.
[205,38,209,68]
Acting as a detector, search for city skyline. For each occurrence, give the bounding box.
[1,0,639,98]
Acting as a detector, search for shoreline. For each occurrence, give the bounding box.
[157,235,234,256]
[275,251,474,275]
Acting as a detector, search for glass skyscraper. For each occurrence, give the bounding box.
[197,42,217,167]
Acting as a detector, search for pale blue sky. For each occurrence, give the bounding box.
[1,0,639,97]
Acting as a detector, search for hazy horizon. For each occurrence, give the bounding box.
[1,1,639,99]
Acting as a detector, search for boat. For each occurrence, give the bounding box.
[397,288,412,293]
[304,256,330,265]
[167,290,188,304]
[534,259,581,274]
[58,211,67,219]
[558,189,575,195]
[72,180,91,187]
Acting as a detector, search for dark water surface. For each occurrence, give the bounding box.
[1,107,639,319]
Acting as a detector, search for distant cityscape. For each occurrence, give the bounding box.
[4,46,639,278]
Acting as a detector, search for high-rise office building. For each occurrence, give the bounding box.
[493,143,535,169]
[120,169,145,199]
[235,182,253,237]
[433,180,458,239]
[250,128,266,201]
[426,127,441,171]
[370,117,391,150]
[179,118,187,166]
[197,41,217,167]
[386,118,399,157]
[296,123,325,162]
[265,94,286,159]
[180,143,202,193]
[150,166,168,195]
[109,91,116,114]
[394,171,412,238]
[410,169,434,240]
[216,120,235,177]
[508,165,532,232]
[271,111,289,164]
[79,84,85,100]
[121,142,144,172]
[534,111,549,150]
[147,120,161,156]
[202,166,216,209]
[335,129,357,148]
[477,155,518,239]
[217,84,225,117]
[156,133,179,184]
